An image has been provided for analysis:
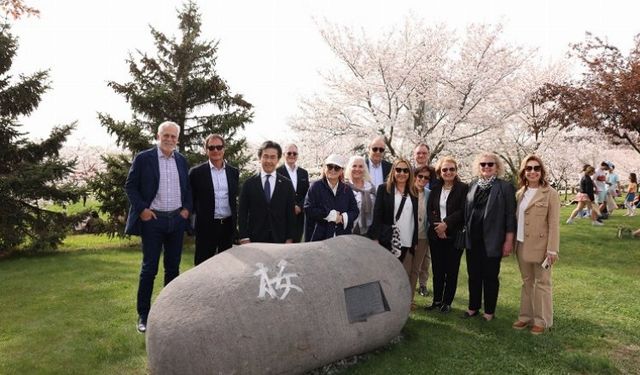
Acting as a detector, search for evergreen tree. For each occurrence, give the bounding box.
[0,22,80,253]
[90,1,253,235]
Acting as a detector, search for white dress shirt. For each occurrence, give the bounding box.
[260,170,276,199]
[209,160,231,219]
[285,164,298,192]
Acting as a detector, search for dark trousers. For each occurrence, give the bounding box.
[137,214,185,321]
[293,212,304,243]
[430,236,463,306]
[466,241,502,314]
[194,219,233,265]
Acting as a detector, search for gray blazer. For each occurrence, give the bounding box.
[464,178,516,257]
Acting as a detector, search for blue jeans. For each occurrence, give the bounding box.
[137,214,186,321]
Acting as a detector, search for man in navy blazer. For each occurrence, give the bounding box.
[124,121,192,334]
[239,141,296,244]
[365,136,392,187]
[189,134,239,265]
[276,143,309,243]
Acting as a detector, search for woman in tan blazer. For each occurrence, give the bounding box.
[513,155,560,335]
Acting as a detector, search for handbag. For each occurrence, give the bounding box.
[454,226,466,250]
[389,194,409,258]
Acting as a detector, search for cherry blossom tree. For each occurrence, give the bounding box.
[292,17,533,161]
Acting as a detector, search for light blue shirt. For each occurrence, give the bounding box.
[209,160,231,219]
[150,148,182,211]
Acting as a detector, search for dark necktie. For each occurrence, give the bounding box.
[264,174,271,203]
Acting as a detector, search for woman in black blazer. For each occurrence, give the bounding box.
[368,158,419,265]
[425,156,468,313]
[463,152,516,321]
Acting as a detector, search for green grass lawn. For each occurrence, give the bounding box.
[1,207,639,374]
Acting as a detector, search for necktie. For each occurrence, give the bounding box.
[264,174,271,203]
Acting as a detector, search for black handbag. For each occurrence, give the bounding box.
[454,226,466,250]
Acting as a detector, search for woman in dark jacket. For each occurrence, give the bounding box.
[305,154,359,241]
[463,152,516,321]
[565,165,603,226]
[425,156,468,313]
[368,158,419,264]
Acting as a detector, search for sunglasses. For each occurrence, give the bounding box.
[371,147,385,153]
[207,145,224,151]
[395,167,410,174]
[286,152,298,156]
[525,165,542,172]
[326,164,342,171]
[416,174,430,180]
[479,162,495,168]
[441,167,456,173]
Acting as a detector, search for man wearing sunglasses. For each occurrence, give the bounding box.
[189,134,240,265]
[239,141,296,244]
[276,144,310,243]
[366,136,392,187]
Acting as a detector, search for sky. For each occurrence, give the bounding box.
[10,0,640,147]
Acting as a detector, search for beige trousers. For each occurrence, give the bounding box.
[417,239,431,286]
[516,243,554,328]
[403,238,428,302]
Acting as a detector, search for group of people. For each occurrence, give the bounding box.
[125,122,560,336]
[566,161,639,232]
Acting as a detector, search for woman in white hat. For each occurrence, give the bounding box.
[304,154,360,241]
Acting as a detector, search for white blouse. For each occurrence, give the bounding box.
[394,191,415,247]
[517,188,538,242]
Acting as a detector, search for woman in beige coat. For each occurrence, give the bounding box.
[513,155,560,335]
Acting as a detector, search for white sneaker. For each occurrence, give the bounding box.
[592,221,604,226]
[566,219,575,224]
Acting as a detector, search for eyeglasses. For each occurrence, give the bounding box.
[395,167,410,174]
[416,174,429,180]
[441,167,456,173]
[525,165,542,172]
[286,152,298,156]
[207,145,224,151]
[479,162,495,168]
[326,164,342,171]
[371,147,385,153]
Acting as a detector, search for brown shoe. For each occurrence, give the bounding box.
[530,325,545,335]
[512,320,529,330]
[410,302,417,311]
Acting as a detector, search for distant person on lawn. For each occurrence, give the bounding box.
[124,121,192,334]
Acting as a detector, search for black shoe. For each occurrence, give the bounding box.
[440,304,452,313]
[461,310,480,319]
[137,317,147,334]
[418,285,429,297]
[425,302,442,311]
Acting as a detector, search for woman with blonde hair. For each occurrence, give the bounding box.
[512,155,560,335]
[566,165,603,226]
[368,158,418,265]
[425,156,468,313]
[344,155,377,235]
[462,152,516,321]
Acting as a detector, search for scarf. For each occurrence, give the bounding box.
[477,175,496,191]
[348,181,376,234]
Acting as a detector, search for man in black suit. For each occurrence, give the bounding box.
[239,141,296,244]
[189,134,239,265]
[366,136,392,187]
[276,143,309,243]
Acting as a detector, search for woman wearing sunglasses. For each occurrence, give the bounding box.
[512,155,560,335]
[425,156,468,313]
[463,153,516,321]
[368,158,418,265]
[402,165,432,310]
[304,154,359,241]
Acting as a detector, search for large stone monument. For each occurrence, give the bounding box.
[146,235,411,374]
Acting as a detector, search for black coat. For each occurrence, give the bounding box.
[238,173,296,243]
[464,178,516,257]
[276,165,310,209]
[368,184,419,248]
[304,178,359,241]
[189,161,239,246]
[427,180,468,239]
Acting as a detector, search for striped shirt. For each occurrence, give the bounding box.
[209,160,231,219]
[150,148,182,212]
